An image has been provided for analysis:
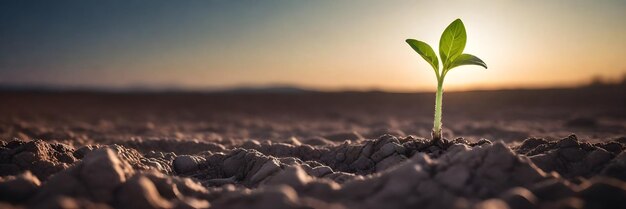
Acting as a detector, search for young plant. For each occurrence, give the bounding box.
[406,19,487,143]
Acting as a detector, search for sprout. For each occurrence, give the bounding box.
[406,19,487,143]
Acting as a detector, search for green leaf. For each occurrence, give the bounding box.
[406,39,439,71]
[439,19,466,68]
[448,54,487,70]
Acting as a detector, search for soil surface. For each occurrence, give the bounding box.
[0,85,625,209]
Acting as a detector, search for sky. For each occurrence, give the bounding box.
[1,0,625,91]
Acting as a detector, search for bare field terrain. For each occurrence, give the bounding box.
[0,85,625,209]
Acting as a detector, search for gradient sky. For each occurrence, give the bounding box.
[1,0,625,91]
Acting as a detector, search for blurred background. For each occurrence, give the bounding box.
[2,0,625,91]
[0,0,624,144]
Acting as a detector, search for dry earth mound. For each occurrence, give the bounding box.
[1,135,626,209]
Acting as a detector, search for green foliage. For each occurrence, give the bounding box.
[439,19,467,69]
[407,18,486,74]
[406,39,439,72]
[405,18,487,141]
[448,53,487,71]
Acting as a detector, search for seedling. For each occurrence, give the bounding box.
[406,19,487,143]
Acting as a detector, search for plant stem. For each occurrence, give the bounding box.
[432,79,444,141]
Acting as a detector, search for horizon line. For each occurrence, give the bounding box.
[0,81,623,94]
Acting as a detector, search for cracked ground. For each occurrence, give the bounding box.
[0,85,625,209]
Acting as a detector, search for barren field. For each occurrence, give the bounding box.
[1,85,625,209]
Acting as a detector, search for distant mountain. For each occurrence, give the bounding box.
[0,84,318,94]
[215,86,317,94]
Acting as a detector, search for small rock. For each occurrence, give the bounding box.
[378,134,401,145]
[80,148,135,202]
[517,138,547,154]
[288,137,302,146]
[371,143,402,162]
[73,145,99,159]
[116,176,173,209]
[222,150,248,177]
[249,159,281,184]
[557,135,579,148]
[447,143,470,156]
[173,155,205,174]
[482,142,516,168]
[241,140,261,150]
[0,171,41,203]
[360,142,374,157]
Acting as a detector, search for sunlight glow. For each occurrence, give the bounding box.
[1,0,625,91]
